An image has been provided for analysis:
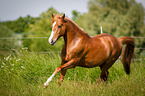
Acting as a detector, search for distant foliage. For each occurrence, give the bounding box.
[0,24,14,49]
[0,1,145,54]
[0,24,18,56]
[0,15,38,33]
[72,10,81,21]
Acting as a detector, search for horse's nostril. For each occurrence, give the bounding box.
[49,39,56,45]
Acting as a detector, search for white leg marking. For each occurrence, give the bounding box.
[44,73,55,86]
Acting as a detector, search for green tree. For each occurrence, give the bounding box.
[0,15,38,33]
[72,10,81,21]
[0,24,16,56]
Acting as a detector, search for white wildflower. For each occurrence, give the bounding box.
[2,61,5,65]
[21,66,24,68]
[16,59,20,61]
[22,47,28,50]
[6,55,11,61]
[1,65,4,68]
[11,64,14,66]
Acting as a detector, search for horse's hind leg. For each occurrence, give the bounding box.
[99,59,117,81]
[99,65,109,81]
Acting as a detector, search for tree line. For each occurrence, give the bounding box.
[0,0,145,55]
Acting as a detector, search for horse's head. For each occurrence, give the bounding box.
[49,14,67,45]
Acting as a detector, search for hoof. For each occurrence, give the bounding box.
[44,85,48,88]
[44,83,48,88]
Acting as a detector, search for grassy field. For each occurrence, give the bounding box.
[0,50,145,96]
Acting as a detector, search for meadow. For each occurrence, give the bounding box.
[0,49,145,96]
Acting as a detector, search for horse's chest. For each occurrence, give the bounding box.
[65,50,82,61]
[65,42,83,61]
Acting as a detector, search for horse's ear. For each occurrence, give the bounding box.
[51,14,54,18]
[62,14,65,19]
[60,14,65,20]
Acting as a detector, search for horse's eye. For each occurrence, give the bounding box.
[58,26,61,28]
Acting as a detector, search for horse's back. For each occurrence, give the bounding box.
[92,33,121,46]
[92,33,115,39]
[93,33,122,55]
[93,33,110,38]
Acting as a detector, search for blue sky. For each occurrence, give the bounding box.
[0,0,144,21]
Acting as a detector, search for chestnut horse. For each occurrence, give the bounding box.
[44,14,135,88]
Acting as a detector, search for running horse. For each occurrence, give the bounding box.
[44,14,135,88]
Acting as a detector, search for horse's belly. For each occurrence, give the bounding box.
[78,56,107,68]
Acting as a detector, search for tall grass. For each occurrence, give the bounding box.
[0,50,145,96]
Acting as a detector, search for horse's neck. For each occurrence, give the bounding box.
[64,21,84,45]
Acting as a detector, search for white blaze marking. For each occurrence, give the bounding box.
[52,21,56,28]
[49,21,56,43]
[49,31,54,43]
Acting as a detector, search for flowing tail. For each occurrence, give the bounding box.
[118,37,135,74]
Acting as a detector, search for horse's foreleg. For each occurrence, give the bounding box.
[44,67,61,88]
[44,59,75,88]
[58,69,67,86]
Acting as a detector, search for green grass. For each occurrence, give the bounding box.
[0,50,145,96]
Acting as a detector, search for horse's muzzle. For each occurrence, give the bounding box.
[48,39,56,45]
